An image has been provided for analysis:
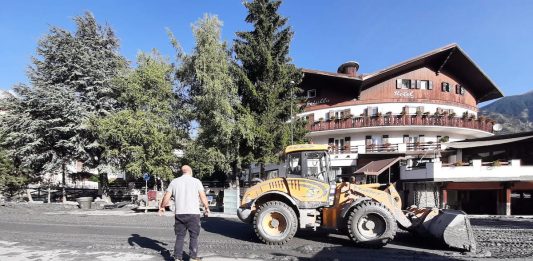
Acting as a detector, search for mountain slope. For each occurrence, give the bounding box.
[480,91,533,134]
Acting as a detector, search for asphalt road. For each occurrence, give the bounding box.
[0,203,531,261]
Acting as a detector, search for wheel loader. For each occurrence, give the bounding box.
[237,144,476,251]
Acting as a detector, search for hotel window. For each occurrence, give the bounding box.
[365,135,372,145]
[441,82,451,92]
[417,80,432,90]
[382,135,389,144]
[366,106,378,116]
[455,85,465,95]
[307,89,316,98]
[396,79,414,89]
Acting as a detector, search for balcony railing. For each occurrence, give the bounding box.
[400,160,533,182]
[329,142,441,154]
[308,115,494,133]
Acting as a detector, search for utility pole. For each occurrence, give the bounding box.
[290,80,295,145]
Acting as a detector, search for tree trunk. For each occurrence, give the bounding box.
[98,172,110,203]
[61,162,67,203]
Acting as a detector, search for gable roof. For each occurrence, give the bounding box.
[362,44,503,103]
[302,44,504,103]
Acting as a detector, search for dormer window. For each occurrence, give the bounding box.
[307,89,316,98]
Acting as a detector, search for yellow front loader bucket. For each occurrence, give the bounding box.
[406,207,476,252]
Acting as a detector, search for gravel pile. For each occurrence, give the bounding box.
[471,217,533,259]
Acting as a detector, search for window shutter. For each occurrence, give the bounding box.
[328,138,334,144]
[441,82,446,92]
[428,81,433,90]
[403,135,409,143]
[416,80,421,89]
[410,80,416,89]
[396,79,402,89]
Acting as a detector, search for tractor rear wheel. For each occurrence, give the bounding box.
[347,201,397,248]
[253,201,298,245]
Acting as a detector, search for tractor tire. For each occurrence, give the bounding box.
[253,201,298,245]
[346,201,397,248]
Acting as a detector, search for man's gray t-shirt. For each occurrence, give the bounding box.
[166,175,204,215]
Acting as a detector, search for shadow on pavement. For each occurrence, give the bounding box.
[128,233,173,261]
[201,217,258,242]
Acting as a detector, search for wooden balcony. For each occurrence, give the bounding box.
[308,115,494,133]
[329,142,441,154]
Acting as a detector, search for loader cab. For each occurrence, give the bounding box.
[282,144,336,183]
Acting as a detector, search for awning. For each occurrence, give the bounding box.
[354,157,403,176]
[446,135,533,149]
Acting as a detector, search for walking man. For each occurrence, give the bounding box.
[160,165,210,261]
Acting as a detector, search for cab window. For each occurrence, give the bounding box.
[287,153,302,176]
[306,152,327,181]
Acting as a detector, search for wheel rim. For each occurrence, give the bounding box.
[357,213,386,239]
[261,211,288,237]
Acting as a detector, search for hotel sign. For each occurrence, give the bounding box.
[306,98,330,106]
[394,90,414,98]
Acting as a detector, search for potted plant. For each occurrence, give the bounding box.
[462,111,469,119]
[454,160,464,167]
[423,111,430,117]
[439,136,449,143]
[416,110,422,117]
[449,112,456,118]
[318,117,324,122]
[400,110,407,117]
[492,160,502,167]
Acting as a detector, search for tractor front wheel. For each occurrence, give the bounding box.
[347,201,397,248]
[253,201,298,245]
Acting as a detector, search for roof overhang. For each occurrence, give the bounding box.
[446,134,533,149]
[354,157,404,176]
[301,69,363,98]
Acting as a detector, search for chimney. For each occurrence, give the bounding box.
[337,61,360,77]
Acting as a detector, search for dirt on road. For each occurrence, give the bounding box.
[0,203,531,261]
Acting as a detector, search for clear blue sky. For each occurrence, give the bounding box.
[1,0,533,100]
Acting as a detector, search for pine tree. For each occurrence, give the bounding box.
[176,14,254,179]
[0,12,126,201]
[1,84,84,202]
[94,51,181,181]
[234,0,307,170]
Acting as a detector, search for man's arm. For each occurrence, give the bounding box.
[158,191,172,216]
[199,191,210,216]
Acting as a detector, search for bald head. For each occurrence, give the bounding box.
[181,165,193,176]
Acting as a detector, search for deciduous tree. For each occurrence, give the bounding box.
[94,51,181,181]
[175,14,254,179]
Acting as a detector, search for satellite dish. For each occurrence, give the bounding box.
[493,124,503,132]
